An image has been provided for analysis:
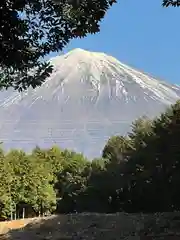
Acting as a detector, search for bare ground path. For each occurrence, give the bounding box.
[1,212,180,240]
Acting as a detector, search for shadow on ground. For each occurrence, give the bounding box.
[1,212,180,240]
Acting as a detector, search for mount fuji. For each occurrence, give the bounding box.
[0,48,180,158]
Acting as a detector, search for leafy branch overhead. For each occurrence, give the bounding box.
[0,0,177,91]
[162,0,180,6]
[0,0,116,91]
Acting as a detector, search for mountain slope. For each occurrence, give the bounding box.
[0,48,179,158]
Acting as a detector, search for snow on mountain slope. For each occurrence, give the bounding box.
[0,48,179,158]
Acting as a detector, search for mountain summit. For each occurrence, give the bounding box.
[0,49,180,157]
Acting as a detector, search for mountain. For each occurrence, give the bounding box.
[0,48,180,158]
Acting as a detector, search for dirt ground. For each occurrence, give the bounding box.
[1,212,180,240]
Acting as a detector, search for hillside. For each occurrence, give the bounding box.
[1,213,180,240]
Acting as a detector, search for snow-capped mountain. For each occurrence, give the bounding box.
[0,48,180,158]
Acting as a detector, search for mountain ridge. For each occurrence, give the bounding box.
[0,48,179,158]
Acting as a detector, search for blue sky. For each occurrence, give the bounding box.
[49,0,180,84]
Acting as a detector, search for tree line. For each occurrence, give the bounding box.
[0,100,180,219]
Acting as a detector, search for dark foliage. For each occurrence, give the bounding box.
[163,0,180,7]
[0,0,115,91]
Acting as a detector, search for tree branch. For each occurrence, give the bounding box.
[162,0,180,7]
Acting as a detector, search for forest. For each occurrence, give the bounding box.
[0,100,180,220]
